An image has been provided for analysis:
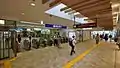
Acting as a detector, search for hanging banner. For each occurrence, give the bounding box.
[73,23,97,28]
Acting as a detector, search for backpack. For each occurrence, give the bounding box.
[109,35,112,38]
[114,37,118,42]
[69,38,73,45]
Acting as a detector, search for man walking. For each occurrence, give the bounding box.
[95,34,100,44]
[109,34,112,42]
[69,36,76,56]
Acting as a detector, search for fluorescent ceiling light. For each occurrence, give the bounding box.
[27,29,31,31]
[31,3,35,6]
[0,20,5,24]
[113,17,117,19]
[112,4,120,8]
[21,13,25,15]
[20,21,40,25]
[74,12,80,15]
[82,28,92,30]
[34,28,41,30]
[4,32,8,34]
[41,21,44,24]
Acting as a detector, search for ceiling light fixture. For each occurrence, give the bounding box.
[30,0,36,7]
[0,20,5,24]
[74,12,80,15]
[113,17,117,19]
[21,13,25,15]
[41,21,44,24]
[112,4,120,8]
[31,3,35,6]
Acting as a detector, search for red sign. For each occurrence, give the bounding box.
[74,23,97,28]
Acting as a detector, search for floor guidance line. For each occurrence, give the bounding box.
[63,43,101,68]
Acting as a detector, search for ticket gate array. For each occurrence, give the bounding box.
[0,31,14,60]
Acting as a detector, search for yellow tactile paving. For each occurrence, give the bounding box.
[1,57,17,68]
[10,57,17,62]
[63,43,101,68]
[4,60,11,68]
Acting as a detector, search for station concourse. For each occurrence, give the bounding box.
[0,0,120,68]
[5,40,120,68]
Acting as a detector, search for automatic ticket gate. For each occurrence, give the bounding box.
[0,31,15,60]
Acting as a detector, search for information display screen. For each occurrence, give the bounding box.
[45,24,67,29]
[74,23,97,28]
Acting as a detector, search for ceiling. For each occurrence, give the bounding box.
[0,0,119,30]
[0,0,49,21]
[50,0,120,30]
[45,3,90,24]
[0,0,77,27]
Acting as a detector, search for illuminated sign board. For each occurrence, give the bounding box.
[74,23,97,28]
[45,24,67,29]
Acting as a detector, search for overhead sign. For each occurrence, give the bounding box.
[45,24,67,29]
[73,23,97,28]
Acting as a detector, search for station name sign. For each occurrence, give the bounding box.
[45,24,67,29]
[73,23,97,28]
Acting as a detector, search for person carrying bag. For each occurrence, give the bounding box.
[116,36,120,50]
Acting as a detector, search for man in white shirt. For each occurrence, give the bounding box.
[69,36,76,56]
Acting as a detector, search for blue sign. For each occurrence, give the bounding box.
[45,24,67,29]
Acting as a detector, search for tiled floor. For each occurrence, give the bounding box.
[115,47,120,68]
[73,42,116,68]
[11,40,117,68]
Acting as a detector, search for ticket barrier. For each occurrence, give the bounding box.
[23,40,30,50]
[47,39,53,46]
[0,31,14,60]
[32,39,39,49]
[42,39,47,47]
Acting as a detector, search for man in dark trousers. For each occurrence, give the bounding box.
[29,35,32,50]
[69,36,76,56]
[109,34,112,42]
